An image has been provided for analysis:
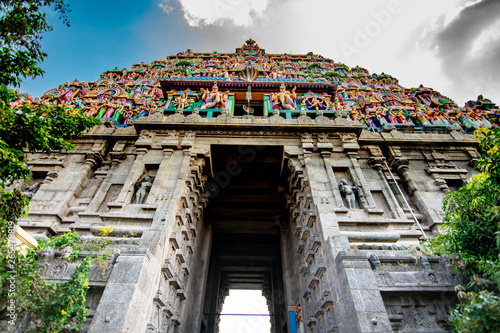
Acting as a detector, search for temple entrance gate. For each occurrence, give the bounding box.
[199,145,289,333]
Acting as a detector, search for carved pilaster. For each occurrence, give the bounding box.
[85,152,104,168]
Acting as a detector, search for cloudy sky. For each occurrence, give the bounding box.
[20,0,500,106]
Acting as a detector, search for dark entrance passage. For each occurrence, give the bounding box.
[201,145,287,333]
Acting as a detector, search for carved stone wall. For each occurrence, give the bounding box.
[7,111,479,333]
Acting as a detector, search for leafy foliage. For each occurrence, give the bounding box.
[0,218,111,332]
[0,187,29,223]
[9,246,91,333]
[429,128,500,332]
[0,0,70,87]
[0,1,103,331]
[0,86,98,186]
[37,256,91,332]
[475,128,500,183]
[0,0,97,187]
[451,289,500,333]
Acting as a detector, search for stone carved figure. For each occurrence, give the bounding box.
[38,246,55,263]
[61,246,74,260]
[369,254,381,270]
[186,108,202,122]
[24,181,40,199]
[134,176,153,204]
[353,180,368,208]
[297,109,313,124]
[338,179,356,209]
[269,108,284,124]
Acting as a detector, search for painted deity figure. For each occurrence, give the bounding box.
[456,110,474,132]
[200,83,230,109]
[123,109,136,125]
[416,111,430,125]
[271,83,297,110]
[103,100,117,118]
[137,103,150,117]
[84,100,99,117]
[364,108,378,129]
[174,92,190,110]
[386,109,398,123]
[308,96,324,111]
[376,107,388,126]
[397,111,411,124]
[349,109,358,122]
[333,98,342,110]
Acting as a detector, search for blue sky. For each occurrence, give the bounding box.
[20,0,500,106]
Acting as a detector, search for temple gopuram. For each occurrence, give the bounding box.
[7,39,500,332]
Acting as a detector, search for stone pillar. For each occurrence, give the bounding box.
[305,153,347,251]
[393,159,434,237]
[85,143,128,213]
[114,148,148,205]
[368,157,407,220]
[88,247,163,332]
[333,252,392,333]
[85,160,121,213]
[89,133,197,332]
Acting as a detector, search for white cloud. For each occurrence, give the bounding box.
[177,0,269,27]
[419,0,500,104]
[442,0,482,27]
[152,0,497,105]
[468,18,500,59]
[158,0,174,14]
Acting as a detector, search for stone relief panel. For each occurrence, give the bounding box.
[382,293,455,332]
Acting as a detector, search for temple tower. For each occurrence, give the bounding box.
[10,40,493,332]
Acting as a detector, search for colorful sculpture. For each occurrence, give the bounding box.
[25,39,497,131]
[271,83,297,110]
[200,83,230,109]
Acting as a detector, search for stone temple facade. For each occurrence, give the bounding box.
[9,40,499,332]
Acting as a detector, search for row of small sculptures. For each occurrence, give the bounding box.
[173,83,299,111]
[11,91,163,126]
[98,53,403,90]
[12,84,500,131]
[347,105,498,130]
[108,56,350,77]
[169,83,500,130]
